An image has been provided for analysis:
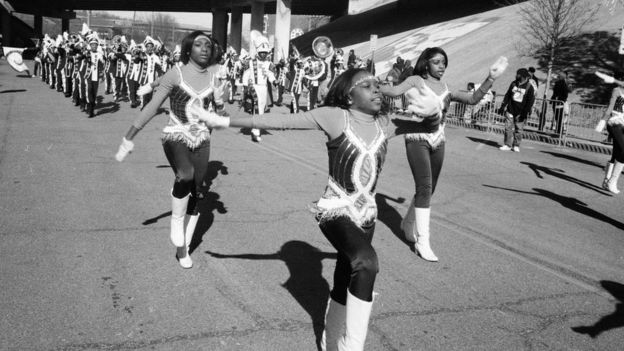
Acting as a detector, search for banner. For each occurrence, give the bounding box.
[3,47,29,73]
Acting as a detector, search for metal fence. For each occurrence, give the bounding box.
[384,93,610,148]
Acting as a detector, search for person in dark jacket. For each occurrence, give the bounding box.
[551,71,569,135]
[498,68,536,152]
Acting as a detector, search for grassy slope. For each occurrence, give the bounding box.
[302,1,623,102]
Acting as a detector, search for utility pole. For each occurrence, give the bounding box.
[150,12,154,37]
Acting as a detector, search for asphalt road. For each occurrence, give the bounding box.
[1,63,623,350]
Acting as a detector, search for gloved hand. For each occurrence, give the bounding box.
[115,137,134,162]
[488,56,508,80]
[189,105,230,129]
[137,84,153,96]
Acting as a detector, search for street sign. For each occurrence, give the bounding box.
[370,34,378,51]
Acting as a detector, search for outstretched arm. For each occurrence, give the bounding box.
[451,56,508,104]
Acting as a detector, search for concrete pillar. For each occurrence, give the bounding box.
[249,0,265,55]
[273,0,291,62]
[1,7,11,47]
[61,18,70,33]
[211,9,228,50]
[34,15,43,38]
[230,9,243,54]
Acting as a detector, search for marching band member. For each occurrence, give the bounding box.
[304,51,328,111]
[115,31,227,269]
[84,34,105,117]
[289,57,306,114]
[53,35,66,94]
[126,41,144,108]
[274,57,288,107]
[138,36,163,108]
[63,33,75,98]
[242,30,276,142]
[111,36,130,102]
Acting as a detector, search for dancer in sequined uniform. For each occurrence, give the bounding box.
[115,31,225,269]
[194,68,450,351]
[380,48,507,262]
[600,82,624,194]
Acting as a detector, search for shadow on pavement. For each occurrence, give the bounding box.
[375,193,414,251]
[483,185,624,230]
[540,151,604,169]
[572,280,624,338]
[205,240,336,350]
[466,136,501,148]
[0,89,27,93]
[520,161,611,195]
[95,101,121,116]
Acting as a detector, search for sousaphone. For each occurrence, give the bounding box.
[312,36,333,59]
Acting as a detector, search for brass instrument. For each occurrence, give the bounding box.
[312,36,333,59]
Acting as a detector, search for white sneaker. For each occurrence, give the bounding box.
[177,252,193,269]
[499,145,512,151]
[513,146,520,152]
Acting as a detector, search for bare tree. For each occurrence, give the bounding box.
[512,0,598,95]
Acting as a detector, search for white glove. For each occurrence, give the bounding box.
[595,71,615,84]
[189,105,230,129]
[137,84,153,96]
[488,56,508,80]
[595,119,607,133]
[115,137,134,162]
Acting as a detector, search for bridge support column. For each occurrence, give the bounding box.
[34,15,42,38]
[61,18,70,33]
[1,7,11,47]
[273,0,291,62]
[249,0,265,56]
[230,8,242,54]
[211,9,228,50]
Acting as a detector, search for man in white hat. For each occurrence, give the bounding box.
[85,34,105,117]
[242,31,275,142]
[139,36,162,108]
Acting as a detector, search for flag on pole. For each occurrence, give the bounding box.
[2,47,29,73]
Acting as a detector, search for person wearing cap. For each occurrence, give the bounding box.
[497,68,536,152]
[242,31,276,142]
[84,35,105,117]
[138,36,163,108]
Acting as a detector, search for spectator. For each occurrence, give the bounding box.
[498,68,536,152]
[347,49,357,69]
[551,71,570,135]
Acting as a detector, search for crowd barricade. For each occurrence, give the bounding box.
[382,92,610,149]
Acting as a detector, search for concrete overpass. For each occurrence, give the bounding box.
[1,0,498,62]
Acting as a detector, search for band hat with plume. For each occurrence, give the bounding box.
[143,36,157,48]
[250,30,270,53]
[239,48,249,59]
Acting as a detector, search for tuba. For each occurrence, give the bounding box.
[312,36,333,59]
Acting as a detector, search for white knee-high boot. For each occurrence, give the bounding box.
[337,291,374,351]
[184,213,200,249]
[603,162,614,189]
[170,193,190,247]
[607,161,624,194]
[415,207,438,262]
[401,197,416,243]
[321,297,346,351]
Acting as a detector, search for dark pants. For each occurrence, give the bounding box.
[86,80,99,116]
[128,79,140,106]
[405,139,445,208]
[308,85,319,110]
[163,139,212,214]
[552,102,565,134]
[608,124,624,163]
[114,77,126,98]
[319,217,378,304]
